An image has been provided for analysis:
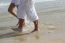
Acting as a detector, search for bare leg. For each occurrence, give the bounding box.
[18,19,25,31]
[31,20,38,32]
[17,19,25,26]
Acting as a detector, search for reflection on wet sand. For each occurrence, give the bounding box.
[14,32,41,43]
[0,27,40,40]
[14,31,40,41]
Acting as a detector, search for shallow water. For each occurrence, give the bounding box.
[0,8,65,43]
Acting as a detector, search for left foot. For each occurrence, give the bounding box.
[31,29,38,33]
[12,28,22,32]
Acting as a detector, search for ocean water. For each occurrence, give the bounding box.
[0,0,55,13]
[36,0,55,2]
[0,0,65,13]
[0,0,55,6]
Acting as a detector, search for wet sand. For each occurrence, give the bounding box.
[0,9,65,43]
[0,1,65,43]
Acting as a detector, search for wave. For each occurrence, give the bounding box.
[0,3,10,7]
[0,0,55,7]
[36,0,55,2]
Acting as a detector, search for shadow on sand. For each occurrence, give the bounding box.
[0,27,40,40]
[0,32,32,39]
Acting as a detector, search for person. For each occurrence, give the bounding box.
[8,0,39,32]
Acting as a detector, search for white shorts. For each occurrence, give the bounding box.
[17,7,39,21]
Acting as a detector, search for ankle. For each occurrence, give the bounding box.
[18,27,22,29]
[34,28,38,31]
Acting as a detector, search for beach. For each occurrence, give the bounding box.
[0,0,65,43]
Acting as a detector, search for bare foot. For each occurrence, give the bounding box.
[12,28,22,32]
[31,29,38,33]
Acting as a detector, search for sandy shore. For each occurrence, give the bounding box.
[0,1,65,43]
